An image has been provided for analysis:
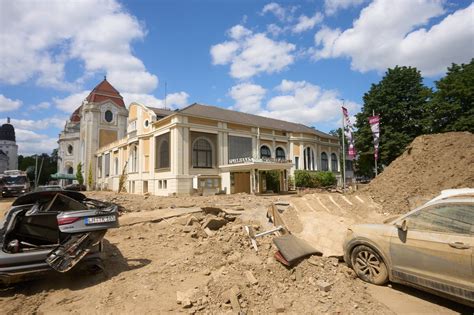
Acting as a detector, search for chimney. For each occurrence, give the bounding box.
[7,117,10,124]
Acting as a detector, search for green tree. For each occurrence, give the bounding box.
[427,59,474,132]
[354,66,431,172]
[76,162,84,185]
[87,162,93,190]
[18,151,58,185]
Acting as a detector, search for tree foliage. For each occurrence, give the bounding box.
[294,170,336,188]
[17,151,58,185]
[426,59,474,132]
[76,162,84,185]
[354,66,431,173]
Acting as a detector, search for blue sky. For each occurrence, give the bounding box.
[0,0,472,155]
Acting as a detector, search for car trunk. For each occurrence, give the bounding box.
[2,191,118,272]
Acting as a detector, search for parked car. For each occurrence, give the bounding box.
[343,188,474,307]
[35,185,63,192]
[64,183,86,191]
[0,190,119,285]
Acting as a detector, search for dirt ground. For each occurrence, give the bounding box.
[0,191,470,314]
[365,132,474,214]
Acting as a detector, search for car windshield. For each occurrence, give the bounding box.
[3,176,27,185]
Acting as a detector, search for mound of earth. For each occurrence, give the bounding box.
[365,132,474,214]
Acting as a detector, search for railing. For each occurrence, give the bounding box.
[228,157,292,164]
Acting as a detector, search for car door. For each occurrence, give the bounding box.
[390,201,474,302]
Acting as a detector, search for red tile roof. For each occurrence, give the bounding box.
[86,78,125,108]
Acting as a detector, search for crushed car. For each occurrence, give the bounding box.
[343,188,474,307]
[0,190,119,285]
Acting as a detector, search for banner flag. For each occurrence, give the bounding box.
[369,115,380,160]
[342,107,356,159]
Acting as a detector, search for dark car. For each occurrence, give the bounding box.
[64,184,86,191]
[0,190,119,285]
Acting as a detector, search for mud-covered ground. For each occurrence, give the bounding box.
[0,192,469,314]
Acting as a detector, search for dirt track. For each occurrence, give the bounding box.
[0,192,470,314]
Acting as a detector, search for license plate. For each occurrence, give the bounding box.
[86,215,116,224]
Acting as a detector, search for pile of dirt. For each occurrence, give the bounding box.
[365,132,474,214]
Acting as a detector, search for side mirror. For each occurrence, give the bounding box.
[395,219,408,232]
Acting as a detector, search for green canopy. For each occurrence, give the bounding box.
[50,173,76,180]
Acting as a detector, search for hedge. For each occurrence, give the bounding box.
[294,170,336,188]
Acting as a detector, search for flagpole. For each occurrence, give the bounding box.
[373,110,378,177]
[342,100,346,192]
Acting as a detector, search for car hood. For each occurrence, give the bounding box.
[348,223,395,237]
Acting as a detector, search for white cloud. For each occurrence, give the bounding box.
[259,80,359,127]
[30,102,51,111]
[292,12,323,33]
[53,91,90,113]
[324,0,366,15]
[210,25,296,79]
[229,83,266,113]
[228,25,252,40]
[266,24,284,37]
[261,3,288,21]
[122,92,189,109]
[4,117,68,130]
[314,0,474,77]
[15,129,58,155]
[0,95,22,112]
[0,0,158,93]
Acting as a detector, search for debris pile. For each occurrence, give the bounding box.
[365,132,474,214]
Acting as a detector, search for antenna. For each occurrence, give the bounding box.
[164,81,167,110]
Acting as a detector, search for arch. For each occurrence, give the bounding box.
[260,145,271,159]
[331,153,338,172]
[67,166,74,174]
[275,147,286,160]
[321,152,328,171]
[130,145,138,172]
[192,137,213,168]
[303,146,315,170]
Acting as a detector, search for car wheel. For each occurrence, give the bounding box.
[351,245,388,285]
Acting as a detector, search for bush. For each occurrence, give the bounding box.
[294,170,336,188]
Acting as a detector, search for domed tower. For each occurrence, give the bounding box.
[57,77,128,188]
[0,118,18,170]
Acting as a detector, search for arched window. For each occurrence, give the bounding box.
[331,153,338,172]
[67,166,74,174]
[303,147,315,170]
[193,138,212,168]
[130,146,138,172]
[159,140,169,168]
[321,152,328,171]
[275,147,285,160]
[260,145,271,159]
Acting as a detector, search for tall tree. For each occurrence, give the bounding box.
[427,59,474,132]
[354,66,431,171]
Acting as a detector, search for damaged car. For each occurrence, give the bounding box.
[0,190,119,285]
[343,188,473,307]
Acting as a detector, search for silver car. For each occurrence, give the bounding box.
[0,190,119,285]
[343,188,473,307]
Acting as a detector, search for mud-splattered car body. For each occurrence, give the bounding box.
[0,190,119,285]
[343,189,474,307]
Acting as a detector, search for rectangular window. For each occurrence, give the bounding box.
[97,156,102,178]
[228,136,252,162]
[155,133,170,169]
[158,180,162,189]
[294,156,299,170]
[163,180,167,189]
[346,160,353,171]
[104,153,110,177]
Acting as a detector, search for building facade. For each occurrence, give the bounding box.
[0,118,18,171]
[95,102,341,196]
[57,78,128,186]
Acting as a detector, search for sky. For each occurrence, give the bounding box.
[0,0,472,155]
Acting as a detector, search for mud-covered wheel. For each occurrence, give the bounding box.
[351,245,388,285]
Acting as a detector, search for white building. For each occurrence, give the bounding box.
[0,118,18,171]
[57,78,128,186]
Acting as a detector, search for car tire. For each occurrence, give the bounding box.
[351,245,388,285]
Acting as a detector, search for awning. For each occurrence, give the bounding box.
[50,173,76,180]
[219,158,293,172]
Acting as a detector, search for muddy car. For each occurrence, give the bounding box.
[0,190,119,285]
[343,188,474,307]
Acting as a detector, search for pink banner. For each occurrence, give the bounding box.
[342,106,356,159]
[369,115,380,160]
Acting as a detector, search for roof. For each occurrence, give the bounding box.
[70,106,82,122]
[0,122,15,141]
[147,107,174,118]
[85,78,125,108]
[178,103,333,137]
